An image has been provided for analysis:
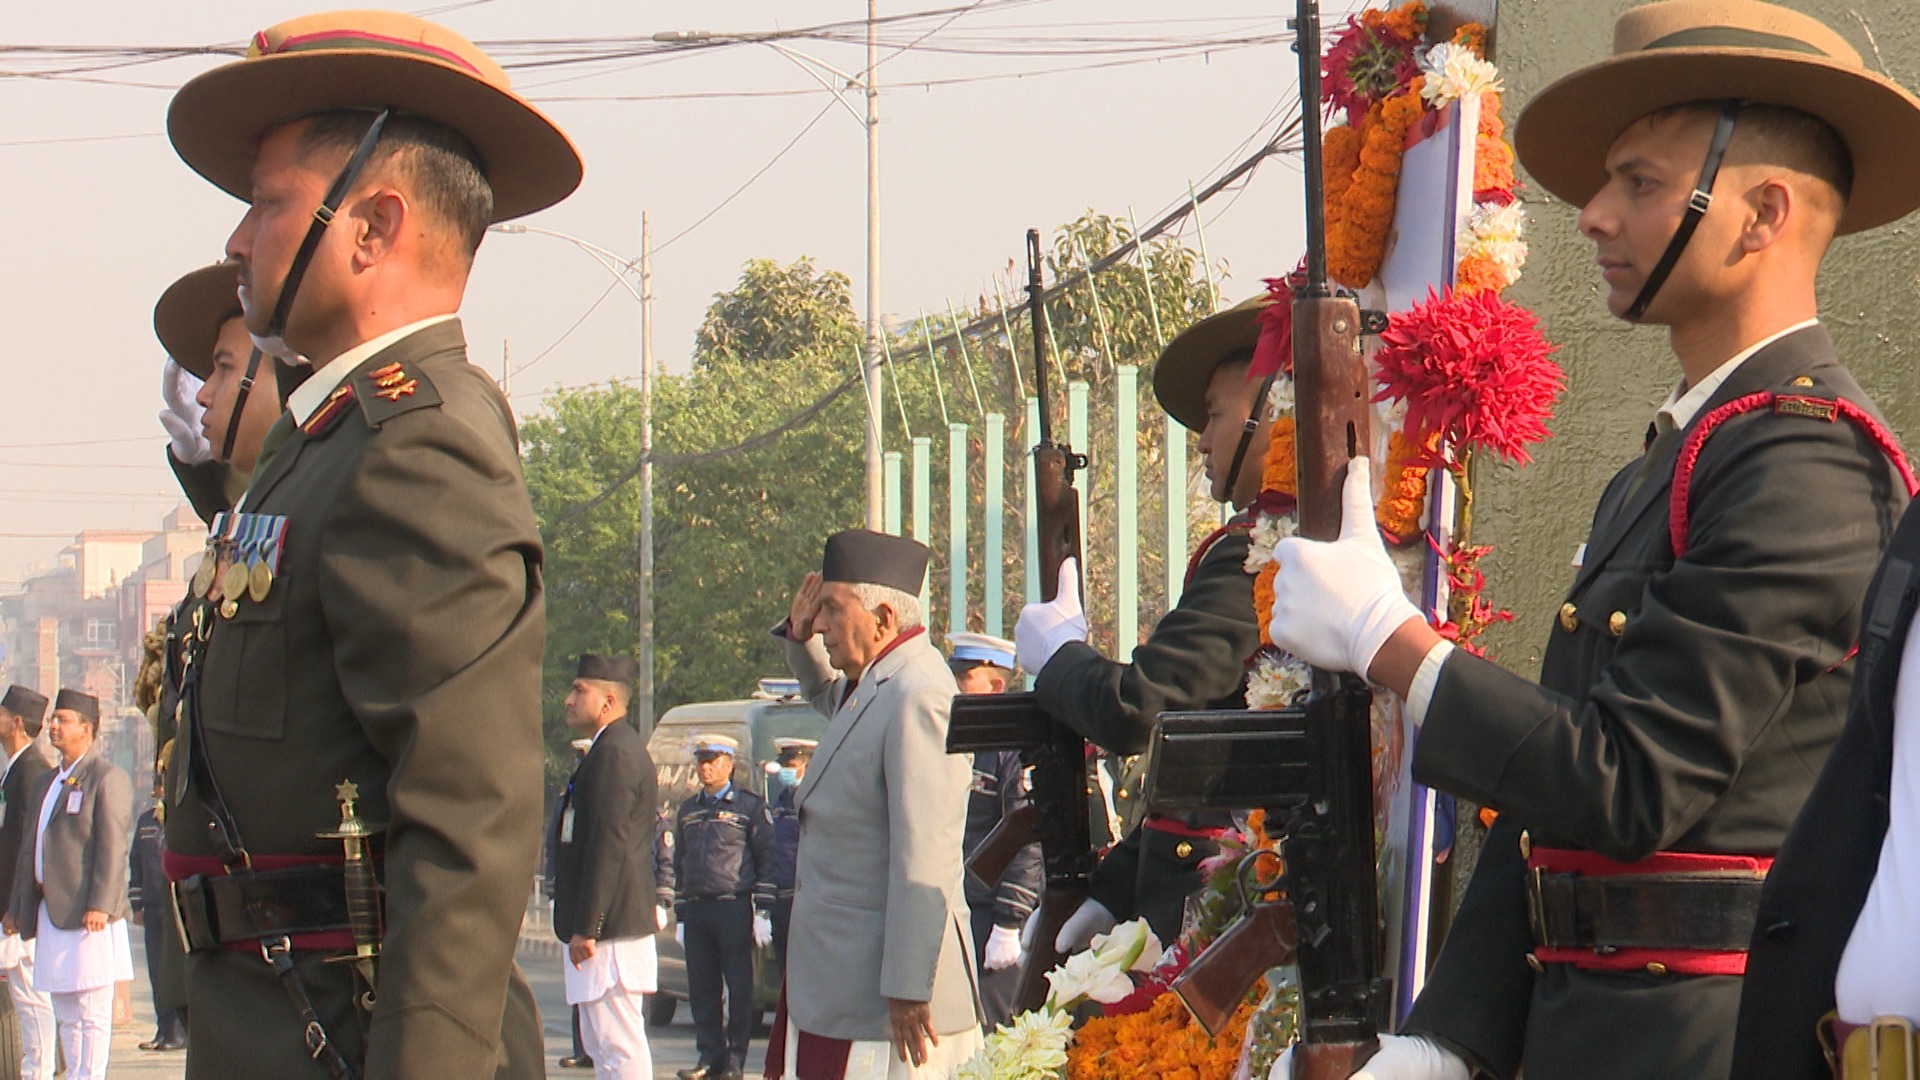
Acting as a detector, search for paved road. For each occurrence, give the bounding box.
[94,932,736,1078]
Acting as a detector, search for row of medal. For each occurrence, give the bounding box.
[190,510,290,615]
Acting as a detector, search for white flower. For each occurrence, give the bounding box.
[1244,512,1298,572]
[1459,200,1529,288]
[1044,945,1137,1007]
[960,1008,1072,1079]
[1266,373,1296,416]
[1088,917,1164,974]
[1246,651,1312,709]
[1420,43,1503,109]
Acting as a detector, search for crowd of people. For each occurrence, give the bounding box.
[7,0,1920,1078]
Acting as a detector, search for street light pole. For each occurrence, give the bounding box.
[638,214,656,737]
[486,221,656,734]
[653,22,884,529]
[863,0,884,531]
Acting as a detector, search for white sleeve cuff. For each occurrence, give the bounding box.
[1403,640,1457,728]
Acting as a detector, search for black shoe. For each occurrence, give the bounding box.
[155,1037,187,1051]
[138,1034,170,1052]
[559,1055,595,1069]
[676,1067,716,1080]
[718,1069,745,1080]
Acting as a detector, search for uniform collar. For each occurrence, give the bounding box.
[287,314,458,424]
[704,782,734,803]
[1656,318,1820,432]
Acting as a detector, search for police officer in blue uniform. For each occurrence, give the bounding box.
[765,738,813,977]
[951,633,1043,1030]
[672,735,775,1080]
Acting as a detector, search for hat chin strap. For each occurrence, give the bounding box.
[262,109,393,355]
[219,346,264,463]
[1623,102,1742,323]
[1221,367,1281,507]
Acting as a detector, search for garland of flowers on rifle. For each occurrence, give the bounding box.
[956,7,1562,1078]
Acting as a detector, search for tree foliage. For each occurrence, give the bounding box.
[522,217,1228,778]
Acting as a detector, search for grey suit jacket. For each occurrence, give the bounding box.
[781,628,980,1040]
[11,752,132,935]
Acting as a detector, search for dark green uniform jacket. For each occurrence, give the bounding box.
[166,321,547,1080]
[1404,327,1909,1079]
[1035,522,1257,940]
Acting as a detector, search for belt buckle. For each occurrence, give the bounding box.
[1869,1015,1917,1080]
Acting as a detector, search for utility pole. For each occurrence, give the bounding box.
[638,213,657,737]
[500,340,509,395]
[863,0,884,530]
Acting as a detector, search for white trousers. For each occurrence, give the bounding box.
[784,1023,985,1080]
[49,984,111,1080]
[2,948,54,1080]
[578,985,651,1080]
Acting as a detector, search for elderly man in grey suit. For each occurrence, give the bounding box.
[768,530,982,1080]
[7,690,133,1080]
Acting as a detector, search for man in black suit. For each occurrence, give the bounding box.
[0,685,54,1080]
[1267,3,1920,1077]
[551,654,661,1080]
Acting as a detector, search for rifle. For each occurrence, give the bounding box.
[1147,0,1389,1072]
[944,229,1092,1014]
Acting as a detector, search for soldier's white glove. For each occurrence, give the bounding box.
[656,905,669,932]
[753,911,774,948]
[1053,898,1117,954]
[1269,1035,1468,1080]
[1267,458,1422,678]
[160,359,213,466]
[1015,557,1088,674]
[983,924,1024,971]
[675,923,686,948]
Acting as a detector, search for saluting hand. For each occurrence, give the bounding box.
[788,571,824,640]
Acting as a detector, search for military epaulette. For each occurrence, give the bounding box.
[302,383,356,439]
[350,359,443,428]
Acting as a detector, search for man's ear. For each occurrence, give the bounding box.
[1741,175,1795,254]
[987,670,1010,694]
[351,186,410,270]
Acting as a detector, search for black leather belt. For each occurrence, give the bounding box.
[172,865,353,952]
[1526,869,1765,953]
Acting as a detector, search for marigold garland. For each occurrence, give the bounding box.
[1375,430,1438,544]
[1328,80,1426,289]
[1474,93,1517,199]
[1066,991,1254,1080]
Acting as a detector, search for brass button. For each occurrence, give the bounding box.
[219,599,239,619]
[1519,830,1532,859]
[1116,788,1130,801]
[1645,961,1669,976]
[1558,603,1579,633]
[1608,611,1628,637]
[1526,953,1545,973]
[1792,375,1815,387]
[1175,841,1194,859]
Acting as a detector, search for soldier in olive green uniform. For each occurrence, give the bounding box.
[158,11,582,1079]
[1015,296,1280,950]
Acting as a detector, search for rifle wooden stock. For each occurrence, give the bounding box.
[1033,444,1082,600]
[1172,900,1298,1036]
[965,800,1037,891]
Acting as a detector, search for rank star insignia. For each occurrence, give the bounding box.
[375,378,419,401]
[336,779,360,804]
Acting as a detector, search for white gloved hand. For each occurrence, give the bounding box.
[674,923,686,948]
[160,358,213,465]
[656,905,670,932]
[1015,557,1089,674]
[753,911,774,948]
[1268,458,1424,678]
[1053,898,1117,955]
[1269,1034,1469,1080]
[983,923,1024,971]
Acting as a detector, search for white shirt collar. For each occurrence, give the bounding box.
[286,315,458,424]
[1655,319,1820,432]
[2,742,31,782]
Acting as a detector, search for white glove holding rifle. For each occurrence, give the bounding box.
[1015,557,1088,674]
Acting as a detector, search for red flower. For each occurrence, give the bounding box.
[1250,267,1309,380]
[1322,10,1425,125]
[1374,288,1564,465]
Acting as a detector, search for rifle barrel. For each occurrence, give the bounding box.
[1296,0,1331,296]
[1026,228,1054,444]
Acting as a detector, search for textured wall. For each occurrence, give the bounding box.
[1477,0,1920,672]
[1442,0,1920,898]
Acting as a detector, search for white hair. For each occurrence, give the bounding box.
[848,582,924,630]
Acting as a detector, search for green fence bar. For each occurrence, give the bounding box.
[985,412,1007,638]
[912,435,932,617]
[1114,365,1139,660]
[948,422,968,636]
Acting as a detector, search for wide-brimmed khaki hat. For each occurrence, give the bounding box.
[153,261,245,380]
[1152,295,1275,433]
[168,10,582,222]
[1515,0,1920,235]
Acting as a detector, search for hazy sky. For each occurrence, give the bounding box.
[0,0,1363,583]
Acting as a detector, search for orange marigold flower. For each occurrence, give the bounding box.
[1375,429,1435,543]
[1261,415,1298,496]
[1329,80,1426,288]
[1454,253,1508,298]
[1253,568,1276,648]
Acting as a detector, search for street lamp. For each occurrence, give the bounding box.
[653,9,886,531]
[488,220,658,737]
